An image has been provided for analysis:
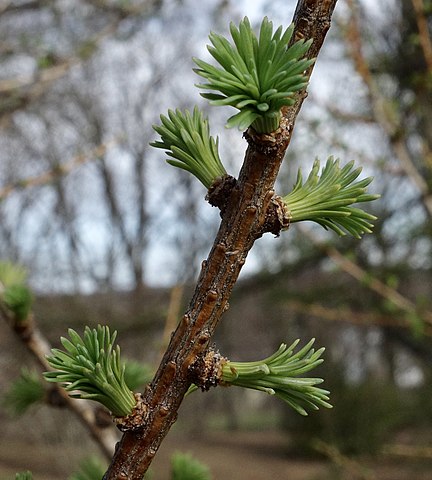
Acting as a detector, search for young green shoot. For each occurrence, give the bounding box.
[15,472,33,480]
[151,107,227,189]
[282,157,380,238]
[171,452,211,480]
[194,16,314,133]
[3,368,45,416]
[220,339,331,416]
[0,261,33,321]
[69,456,107,480]
[44,325,136,417]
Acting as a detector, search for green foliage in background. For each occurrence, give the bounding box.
[0,262,33,321]
[284,377,430,455]
[0,261,27,286]
[15,473,32,480]
[124,359,154,391]
[69,456,106,480]
[171,452,211,480]
[3,368,45,416]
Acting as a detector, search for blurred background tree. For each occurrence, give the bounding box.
[1,0,431,479]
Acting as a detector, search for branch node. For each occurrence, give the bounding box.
[197,331,211,345]
[206,174,237,211]
[181,314,190,327]
[188,348,226,391]
[206,290,218,302]
[114,393,148,432]
[244,116,291,154]
[158,405,170,417]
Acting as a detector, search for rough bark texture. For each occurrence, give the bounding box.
[103,1,338,478]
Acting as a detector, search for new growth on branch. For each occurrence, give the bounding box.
[2,6,381,478]
[43,13,379,426]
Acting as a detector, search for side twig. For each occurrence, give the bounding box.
[0,304,117,460]
[301,227,432,328]
[411,0,432,72]
[284,299,432,337]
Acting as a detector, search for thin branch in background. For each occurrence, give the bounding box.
[411,0,432,176]
[320,101,375,125]
[312,90,431,189]
[344,0,432,218]
[0,140,117,201]
[383,443,432,459]
[0,1,50,16]
[0,1,158,124]
[84,0,161,18]
[301,226,432,328]
[284,299,432,337]
[160,284,185,356]
[411,0,432,72]
[314,440,377,480]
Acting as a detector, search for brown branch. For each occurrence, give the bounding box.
[411,0,432,72]
[103,2,339,478]
[383,443,432,459]
[284,299,432,337]
[301,227,432,328]
[314,440,376,480]
[0,304,117,460]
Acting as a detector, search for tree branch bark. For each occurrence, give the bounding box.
[103,2,338,478]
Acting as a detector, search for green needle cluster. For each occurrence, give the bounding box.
[0,261,33,321]
[44,325,136,417]
[194,16,313,133]
[3,368,45,415]
[2,284,33,321]
[0,261,27,286]
[15,472,33,480]
[221,339,331,416]
[283,157,380,238]
[123,359,153,391]
[69,456,106,480]
[151,107,227,189]
[171,452,211,480]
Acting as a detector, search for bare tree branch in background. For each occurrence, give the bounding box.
[411,0,432,71]
[0,0,228,292]
[301,226,432,327]
[0,0,163,124]
[0,140,116,200]
[344,0,432,217]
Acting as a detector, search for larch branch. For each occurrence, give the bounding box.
[103,2,338,479]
